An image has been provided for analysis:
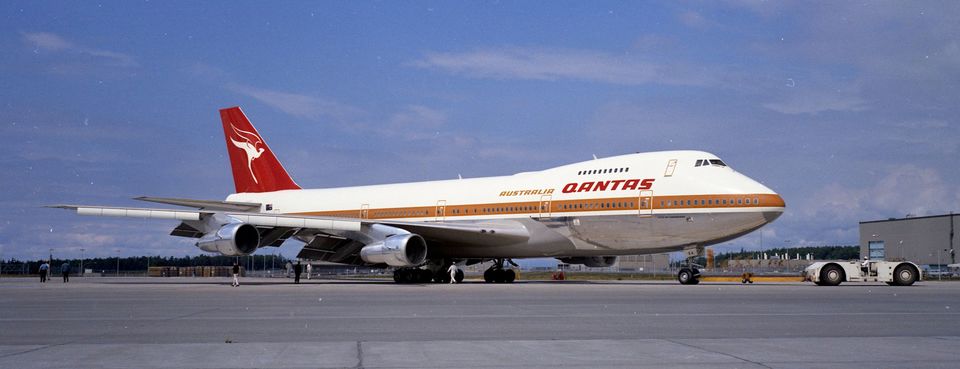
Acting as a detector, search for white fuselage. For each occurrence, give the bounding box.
[226,150,785,259]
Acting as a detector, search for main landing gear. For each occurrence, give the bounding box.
[392,260,464,284]
[483,258,517,283]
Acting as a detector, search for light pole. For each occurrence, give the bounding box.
[938,249,943,281]
[80,248,85,277]
[116,250,120,277]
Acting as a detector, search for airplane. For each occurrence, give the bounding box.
[51,106,785,285]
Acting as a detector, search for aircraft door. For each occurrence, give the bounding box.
[638,191,653,217]
[539,195,552,219]
[360,204,369,219]
[435,200,446,221]
[664,159,678,177]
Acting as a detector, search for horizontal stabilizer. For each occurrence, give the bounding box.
[135,196,261,212]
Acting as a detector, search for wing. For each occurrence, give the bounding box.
[48,202,530,265]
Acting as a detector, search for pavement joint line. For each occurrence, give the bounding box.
[0,344,64,360]
[664,338,773,369]
[355,341,364,369]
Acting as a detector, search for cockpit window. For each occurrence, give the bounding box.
[708,159,726,167]
[695,159,703,167]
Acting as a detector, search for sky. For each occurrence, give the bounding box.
[1,1,958,262]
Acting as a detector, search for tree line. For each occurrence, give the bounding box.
[1,254,295,274]
[715,245,860,263]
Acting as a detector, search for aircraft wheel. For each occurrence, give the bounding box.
[893,264,918,286]
[419,269,433,283]
[483,269,495,283]
[819,264,844,286]
[678,268,694,285]
[455,270,464,283]
[504,269,516,283]
[393,270,402,283]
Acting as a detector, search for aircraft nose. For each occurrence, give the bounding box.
[761,193,786,224]
[770,193,786,208]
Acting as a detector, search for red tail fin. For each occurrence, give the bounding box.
[220,107,300,193]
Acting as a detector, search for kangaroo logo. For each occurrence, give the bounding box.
[229,124,266,184]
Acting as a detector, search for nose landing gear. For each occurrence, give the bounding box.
[677,265,701,285]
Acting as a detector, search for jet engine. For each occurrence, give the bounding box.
[196,223,260,256]
[360,234,428,267]
[558,256,618,268]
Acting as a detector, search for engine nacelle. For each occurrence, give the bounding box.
[196,223,260,256]
[360,234,428,267]
[558,256,618,268]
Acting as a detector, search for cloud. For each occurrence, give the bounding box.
[762,83,868,115]
[412,47,723,87]
[802,165,958,224]
[21,31,137,68]
[381,105,448,140]
[678,11,715,29]
[226,83,367,129]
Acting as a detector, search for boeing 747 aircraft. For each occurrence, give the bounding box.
[52,107,785,284]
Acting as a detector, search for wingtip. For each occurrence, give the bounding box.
[44,204,77,210]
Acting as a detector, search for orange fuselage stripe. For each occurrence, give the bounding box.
[292,193,785,220]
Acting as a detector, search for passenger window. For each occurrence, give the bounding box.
[754,198,759,205]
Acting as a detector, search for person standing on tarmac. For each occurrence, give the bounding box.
[61,262,71,283]
[294,261,303,284]
[448,263,458,284]
[231,262,240,287]
[306,263,312,280]
[39,261,49,283]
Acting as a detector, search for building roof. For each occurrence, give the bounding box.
[860,212,958,225]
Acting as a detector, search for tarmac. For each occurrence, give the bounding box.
[1,276,959,368]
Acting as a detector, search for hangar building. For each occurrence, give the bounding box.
[859,213,957,267]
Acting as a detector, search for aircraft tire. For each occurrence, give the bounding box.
[483,269,495,283]
[455,270,464,283]
[504,269,516,283]
[678,268,694,285]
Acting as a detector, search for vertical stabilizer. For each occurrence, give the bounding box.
[219,107,301,193]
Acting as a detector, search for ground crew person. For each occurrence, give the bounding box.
[306,263,312,280]
[39,261,49,283]
[448,263,458,284]
[294,261,303,284]
[232,262,240,287]
[61,262,71,283]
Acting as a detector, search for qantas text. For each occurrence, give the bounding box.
[561,179,655,193]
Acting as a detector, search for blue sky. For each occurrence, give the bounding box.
[1,1,958,261]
